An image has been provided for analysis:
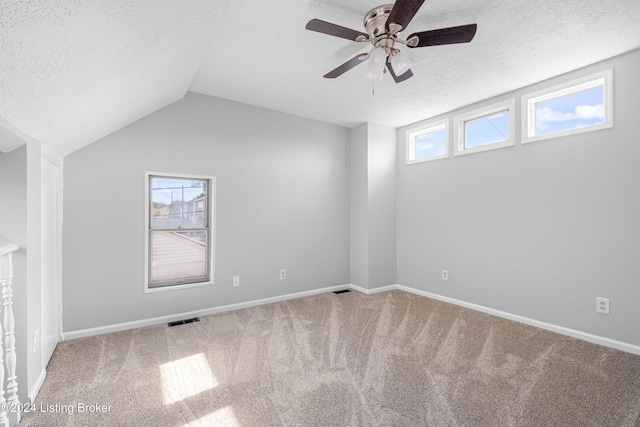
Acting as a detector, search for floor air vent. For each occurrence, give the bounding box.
[333,289,351,295]
[168,317,200,327]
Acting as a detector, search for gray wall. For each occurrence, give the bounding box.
[0,141,45,403]
[397,48,640,346]
[350,123,368,287]
[26,141,43,402]
[63,93,351,332]
[367,123,397,289]
[0,145,29,403]
[62,49,639,347]
[349,123,397,290]
[0,146,27,294]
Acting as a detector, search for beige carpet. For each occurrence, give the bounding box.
[20,290,640,426]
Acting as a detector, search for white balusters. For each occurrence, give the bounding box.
[0,244,19,427]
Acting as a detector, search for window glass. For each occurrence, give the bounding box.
[150,230,207,283]
[151,177,207,229]
[464,110,509,149]
[146,173,213,291]
[534,86,604,136]
[523,69,612,143]
[415,128,446,159]
[453,99,515,156]
[406,119,448,164]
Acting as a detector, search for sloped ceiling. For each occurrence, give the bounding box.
[1,0,640,156]
[0,0,217,155]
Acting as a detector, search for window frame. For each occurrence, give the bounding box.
[453,99,515,157]
[405,118,449,165]
[522,69,613,144]
[144,171,216,293]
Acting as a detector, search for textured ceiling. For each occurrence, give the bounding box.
[0,0,217,155]
[1,0,640,156]
[192,0,640,129]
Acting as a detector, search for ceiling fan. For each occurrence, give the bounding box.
[305,0,477,83]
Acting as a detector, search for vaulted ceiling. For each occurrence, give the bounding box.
[2,0,640,156]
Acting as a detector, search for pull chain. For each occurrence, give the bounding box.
[371,67,388,95]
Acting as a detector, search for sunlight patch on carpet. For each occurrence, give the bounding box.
[160,352,218,404]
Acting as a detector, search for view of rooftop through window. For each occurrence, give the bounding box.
[148,175,211,289]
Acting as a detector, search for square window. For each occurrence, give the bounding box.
[145,173,215,292]
[406,119,448,164]
[454,99,515,156]
[523,69,612,143]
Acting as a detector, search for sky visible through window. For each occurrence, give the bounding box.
[415,128,446,159]
[535,85,604,136]
[151,177,207,229]
[152,177,205,205]
[465,111,509,148]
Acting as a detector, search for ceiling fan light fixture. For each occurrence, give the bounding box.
[391,50,411,76]
[366,47,387,80]
[366,68,385,81]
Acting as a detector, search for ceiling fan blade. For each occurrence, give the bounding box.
[386,0,426,31]
[408,24,478,47]
[323,54,368,79]
[306,19,368,41]
[387,62,414,83]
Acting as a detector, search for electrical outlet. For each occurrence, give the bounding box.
[233,276,240,287]
[280,269,286,280]
[33,329,40,352]
[596,297,610,314]
[441,269,449,281]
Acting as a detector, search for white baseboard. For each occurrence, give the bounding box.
[62,282,640,356]
[351,283,640,355]
[349,284,398,295]
[395,285,640,356]
[29,368,47,403]
[62,284,350,341]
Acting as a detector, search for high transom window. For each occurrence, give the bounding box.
[523,69,613,143]
[453,99,515,156]
[406,119,448,164]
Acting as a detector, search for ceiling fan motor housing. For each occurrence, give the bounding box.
[363,4,394,38]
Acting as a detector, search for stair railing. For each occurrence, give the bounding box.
[0,243,19,427]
